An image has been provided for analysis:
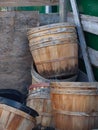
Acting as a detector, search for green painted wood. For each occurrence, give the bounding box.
[16,6,45,13]
[85,32,98,51]
[76,0,98,80]
[76,0,98,17]
[76,0,98,50]
[52,6,58,13]
[70,0,95,81]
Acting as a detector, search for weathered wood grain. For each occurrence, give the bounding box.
[31,63,77,83]
[28,23,78,79]
[88,47,98,67]
[59,0,68,22]
[27,83,52,127]
[39,13,98,68]
[0,104,36,130]
[0,0,58,7]
[67,13,98,35]
[78,47,98,68]
[70,0,95,81]
[40,13,98,35]
[51,82,98,130]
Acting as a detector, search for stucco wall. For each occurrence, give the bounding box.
[0,11,39,94]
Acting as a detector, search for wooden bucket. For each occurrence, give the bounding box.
[27,23,78,79]
[31,63,77,83]
[0,97,38,130]
[27,83,53,128]
[50,82,98,130]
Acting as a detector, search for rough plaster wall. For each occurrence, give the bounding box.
[0,11,39,94]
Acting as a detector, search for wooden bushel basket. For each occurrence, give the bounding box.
[28,23,78,79]
[31,63,77,83]
[27,83,53,128]
[0,97,38,130]
[51,82,98,130]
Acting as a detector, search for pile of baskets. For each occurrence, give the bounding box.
[27,22,78,129]
[27,82,98,130]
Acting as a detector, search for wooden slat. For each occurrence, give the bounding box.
[79,47,98,68]
[70,0,95,81]
[0,0,58,7]
[59,0,68,22]
[88,47,98,67]
[40,13,98,35]
[0,104,36,130]
[67,13,98,35]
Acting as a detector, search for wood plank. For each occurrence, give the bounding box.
[70,0,95,81]
[68,13,98,35]
[40,13,98,35]
[0,0,58,7]
[59,0,68,22]
[79,47,98,68]
[88,47,98,67]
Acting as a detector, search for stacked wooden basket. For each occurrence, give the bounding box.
[27,83,52,129]
[26,82,98,130]
[0,90,39,130]
[27,23,98,130]
[27,22,79,129]
[27,22,78,83]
